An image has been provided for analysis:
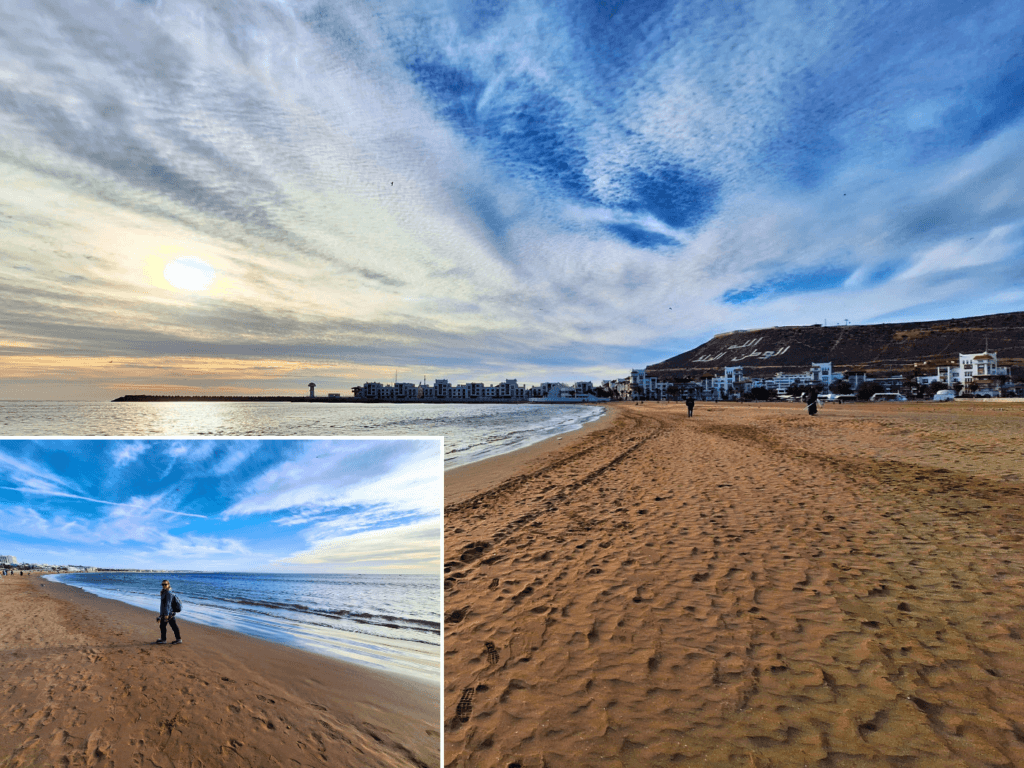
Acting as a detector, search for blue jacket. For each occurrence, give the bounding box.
[160,588,176,618]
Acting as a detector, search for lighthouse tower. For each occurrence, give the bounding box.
[308,382,316,399]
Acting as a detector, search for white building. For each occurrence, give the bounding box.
[937,351,1008,392]
[0,555,17,566]
[356,377,533,401]
[612,370,668,399]
[497,379,526,399]
[529,384,607,403]
[703,366,748,399]
[760,362,842,394]
[809,362,838,386]
[701,361,844,398]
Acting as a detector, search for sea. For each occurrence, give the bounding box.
[45,571,440,682]
[0,401,605,468]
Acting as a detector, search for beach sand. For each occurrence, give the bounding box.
[444,401,1024,767]
[0,576,439,767]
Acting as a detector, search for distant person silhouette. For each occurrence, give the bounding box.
[155,579,182,645]
[806,391,818,416]
[686,396,695,417]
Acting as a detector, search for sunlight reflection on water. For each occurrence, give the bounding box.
[1,401,604,467]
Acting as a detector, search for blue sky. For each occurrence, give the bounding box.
[2,0,1023,398]
[0,439,442,572]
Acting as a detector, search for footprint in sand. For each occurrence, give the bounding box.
[485,642,500,666]
[455,688,474,723]
[446,608,468,624]
[460,542,491,563]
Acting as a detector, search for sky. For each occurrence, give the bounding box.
[0,438,442,572]
[2,0,1023,399]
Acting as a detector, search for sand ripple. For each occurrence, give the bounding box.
[444,402,1024,767]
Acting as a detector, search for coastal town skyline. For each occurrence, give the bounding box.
[0,439,442,573]
[3,0,1023,399]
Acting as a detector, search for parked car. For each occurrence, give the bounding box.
[869,392,908,402]
[933,389,956,401]
[825,394,857,403]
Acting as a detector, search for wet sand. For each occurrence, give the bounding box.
[445,405,620,506]
[444,401,1024,767]
[0,575,439,767]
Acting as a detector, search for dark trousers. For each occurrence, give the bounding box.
[160,615,181,641]
[687,405,694,417]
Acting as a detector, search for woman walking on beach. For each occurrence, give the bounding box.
[155,579,182,645]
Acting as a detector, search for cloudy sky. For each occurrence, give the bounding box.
[0,438,442,571]
[2,0,1022,399]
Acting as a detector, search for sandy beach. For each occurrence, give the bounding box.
[444,401,1024,767]
[0,576,439,767]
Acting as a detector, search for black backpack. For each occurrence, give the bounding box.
[171,594,183,613]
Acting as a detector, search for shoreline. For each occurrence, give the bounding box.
[444,401,1024,766]
[444,403,622,505]
[110,399,606,405]
[44,573,440,684]
[1,574,439,767]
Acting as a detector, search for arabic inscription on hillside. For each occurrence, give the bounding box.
[693,338,792,364]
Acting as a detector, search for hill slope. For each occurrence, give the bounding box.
[647,312,1024,381]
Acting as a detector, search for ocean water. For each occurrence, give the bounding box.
[46,571,439,682]
[0,401,605,467]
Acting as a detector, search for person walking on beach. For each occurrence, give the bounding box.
[685,396,695,417]
[155,579,182,644]
[806,390,818,416]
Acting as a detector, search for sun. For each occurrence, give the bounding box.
[163,257,216,291]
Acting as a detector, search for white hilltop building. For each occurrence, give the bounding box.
[934,351,1009,394]
[701,362,840,400]
[688,350,1013,400]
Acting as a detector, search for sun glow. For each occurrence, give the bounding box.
[163,257,216,291]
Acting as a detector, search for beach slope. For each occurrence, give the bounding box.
[444,402,1024,767]
[1,576,438,767]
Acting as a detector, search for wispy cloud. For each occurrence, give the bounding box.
[279,518,440,572]
[0,439,441,572]
[0,448,81,497]
[221,440,440,525]
[211,442,262,476]
[111,441,150,468]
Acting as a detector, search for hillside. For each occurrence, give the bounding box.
[647,311,1024,381]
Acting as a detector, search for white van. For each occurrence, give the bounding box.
[826,394,857,403]
[869,392,907,402]
[933,390,956,401]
